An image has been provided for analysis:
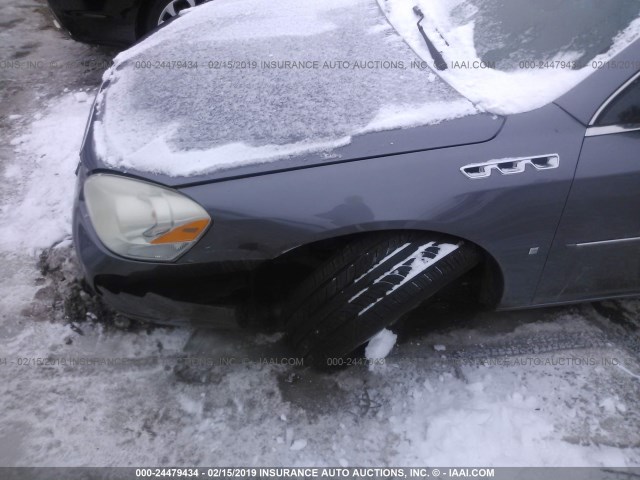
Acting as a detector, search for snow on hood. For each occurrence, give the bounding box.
[94,0,477,177]
[379,0,640,115]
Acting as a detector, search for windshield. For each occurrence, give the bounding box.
[380,0,640,114]
[466,0,640,70]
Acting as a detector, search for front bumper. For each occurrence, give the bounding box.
[72,171,264,328]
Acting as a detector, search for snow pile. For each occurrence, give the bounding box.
[599,396,627,415]
[0,92,93,253]
[94,0,477,177]
[379,0,640,114]
[391,371,635,466]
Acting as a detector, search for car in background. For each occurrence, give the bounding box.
[47,0,208,46]
[73,0,640,367]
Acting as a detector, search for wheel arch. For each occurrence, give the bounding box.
[258,228,505,309]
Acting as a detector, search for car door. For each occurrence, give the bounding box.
[534,71,640,304]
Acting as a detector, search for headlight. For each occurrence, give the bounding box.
[84,174,210,261]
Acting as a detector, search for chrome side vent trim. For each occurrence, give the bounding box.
[460,154,559,179]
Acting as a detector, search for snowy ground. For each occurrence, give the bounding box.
[1,0,640,468]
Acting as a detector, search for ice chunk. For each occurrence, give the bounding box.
[365,328,397,360]
[73,91,89,103]
[289,439,307,451]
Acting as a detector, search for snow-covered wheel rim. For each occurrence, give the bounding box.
[157,0,205,26]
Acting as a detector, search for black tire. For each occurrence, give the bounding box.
[283,232,480,367]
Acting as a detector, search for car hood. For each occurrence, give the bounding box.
[85,0,503,187]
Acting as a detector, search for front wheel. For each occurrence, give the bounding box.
[283,232,480,367]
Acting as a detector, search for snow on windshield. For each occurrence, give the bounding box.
[95,0,477,177]
[379,0,640,114]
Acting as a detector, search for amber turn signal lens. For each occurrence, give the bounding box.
[150,219,210,245]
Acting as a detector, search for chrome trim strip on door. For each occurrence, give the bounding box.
[568,236,640,248]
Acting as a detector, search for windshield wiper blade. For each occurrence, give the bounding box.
[413,6,448,71]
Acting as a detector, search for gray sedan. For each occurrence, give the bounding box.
[73,0,640,366]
